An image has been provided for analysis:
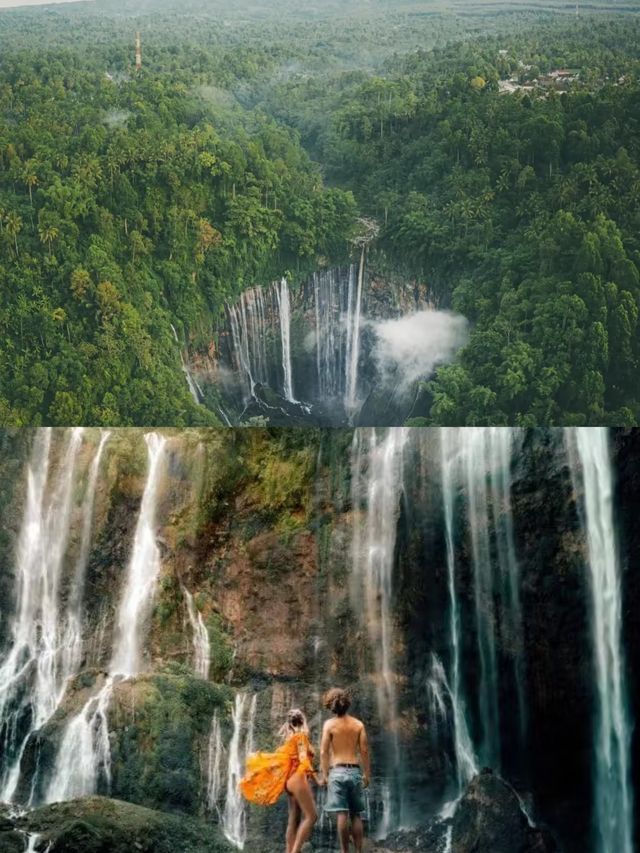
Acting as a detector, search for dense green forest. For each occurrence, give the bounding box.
[257,17,640,424]
[1,0,639,425]
[0,41,356,425]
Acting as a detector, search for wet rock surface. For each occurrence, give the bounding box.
[364,771,560,853]
[451,770,559,853]
[6,797,229,853]
[1,771,559,853]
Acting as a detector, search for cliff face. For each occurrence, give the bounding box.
[0,428,638,853]
[209,263,460,427]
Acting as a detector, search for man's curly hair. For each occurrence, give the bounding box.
[323,687,352,716]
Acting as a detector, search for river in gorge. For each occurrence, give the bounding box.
[0,428,637,853]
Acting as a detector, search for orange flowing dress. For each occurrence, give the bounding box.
[240,731,315,806]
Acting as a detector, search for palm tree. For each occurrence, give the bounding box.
[6,212,22,257]
[38,224,59,256]
[23,163,38,206]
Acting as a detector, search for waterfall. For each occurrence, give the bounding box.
[440,428,525,771]
[46,432,168,803]
[171,323,203,404]
[488,429,526,743]
[183,361,204,405]
[228,300,255,400]
[463,429,501,768]
[24,833,50,853]
[441,431,478,790]
[45,677,113,803]
[226,278,297,404]
[223,265,364,415]
[223,692,257,850]
[426,654,477,788]
[110,433,167,678]
[0,429,84,802]
[351,428,407,833]
[184,588,210,680]
[314,268,341,400]
[274,278,296,403]
[442,825,453,853]
[345,248,365,418]
[206,710,224,816]
[568,429,634,853]
[427,655,449,722]
[313,264,361,404]
[61,432,111,683]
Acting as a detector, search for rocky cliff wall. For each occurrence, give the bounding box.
[0,428,638,853]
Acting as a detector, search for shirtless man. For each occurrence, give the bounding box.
[319,688,371,853]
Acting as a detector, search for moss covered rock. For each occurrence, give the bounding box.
[108,669,231,814]
[20,797,232,853]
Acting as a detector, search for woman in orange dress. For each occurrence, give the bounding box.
[240,708,321,853]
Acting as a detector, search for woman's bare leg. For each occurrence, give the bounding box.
[286,792,300,853]
[287,773,318,853]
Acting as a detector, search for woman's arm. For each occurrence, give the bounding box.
[297,735,321,783]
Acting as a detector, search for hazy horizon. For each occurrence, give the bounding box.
[0,0,91,8]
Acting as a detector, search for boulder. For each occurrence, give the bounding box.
[14,796,231,853]
[369,770,560,853]
[451,769,560,853]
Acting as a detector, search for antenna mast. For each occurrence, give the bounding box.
[135,32,142,72]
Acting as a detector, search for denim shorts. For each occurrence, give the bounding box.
[324,765,368,819]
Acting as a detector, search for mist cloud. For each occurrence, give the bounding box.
[371,309,469,390]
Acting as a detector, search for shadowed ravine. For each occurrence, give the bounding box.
[0,428,637,853]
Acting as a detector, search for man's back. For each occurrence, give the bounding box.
[320,689,371,853]
[325,714,364,766]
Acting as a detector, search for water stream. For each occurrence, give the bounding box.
[351,427,408,833]
[568,428,634,853]
[223,692,258,850]
[184,588,211,681]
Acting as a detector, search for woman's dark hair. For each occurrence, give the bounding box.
[323,688,351,716]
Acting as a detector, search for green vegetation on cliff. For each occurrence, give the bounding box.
[108,669,230,814]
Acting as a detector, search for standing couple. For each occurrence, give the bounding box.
[240,687,371,853]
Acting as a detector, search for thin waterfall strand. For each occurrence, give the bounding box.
[184,588,210,680]
[223,692,257,850]
[570,428,634,853]
[345,249,365,417]
[441,430,479,789]
[61,432,111,683]
[275,278,296,402]
[172,323,202,404]
[463,429,501,769]
[206,710,224,816]
[488,429,527,742]
[110,433,167,678]
[351,428,407,834]
[440,428,525,774]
